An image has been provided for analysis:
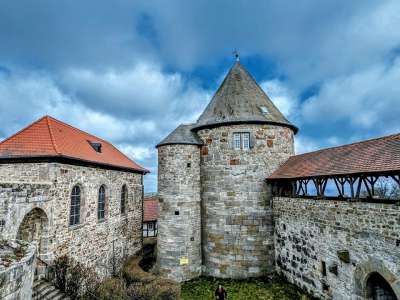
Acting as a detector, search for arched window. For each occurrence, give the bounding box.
[121,185,127,214]
[98,185,106,220]
[70,185,81,226]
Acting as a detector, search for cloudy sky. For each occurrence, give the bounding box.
[1,1,400,192]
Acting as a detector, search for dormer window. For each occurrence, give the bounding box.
[259,106,269,115]
[88,141,102,153]
[233,132,250,150]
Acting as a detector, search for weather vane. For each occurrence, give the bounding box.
[232,50,239,61]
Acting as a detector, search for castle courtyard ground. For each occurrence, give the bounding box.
[181,276,312,300]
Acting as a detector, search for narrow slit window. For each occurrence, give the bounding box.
[121,185,127,214]
[322,261,327,276]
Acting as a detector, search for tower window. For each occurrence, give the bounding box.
[233,132,250,150]
[175,210,180,215]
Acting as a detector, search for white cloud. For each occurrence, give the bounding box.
[260,79,298,119]
[294,136,320,155]
[118,144,153,161]
[0,62,211,192]
[301,58,400,135]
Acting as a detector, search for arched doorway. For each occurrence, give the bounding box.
[354,258,400,300]
[366,272,397,300]
[17,208,49,259]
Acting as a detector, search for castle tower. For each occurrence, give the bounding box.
[156,124,203,282]
[156,60,297,281]
[192,61,297,278]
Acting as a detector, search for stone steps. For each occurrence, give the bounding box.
[32,279,70,300]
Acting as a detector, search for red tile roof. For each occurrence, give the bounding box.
[0,116,148,173]
[269,133,400,179]
[143,197,158,222]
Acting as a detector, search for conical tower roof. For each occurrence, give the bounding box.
[156,124,203,148]
[192,62,298,133]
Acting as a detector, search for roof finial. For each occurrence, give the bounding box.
[233,50,239,62]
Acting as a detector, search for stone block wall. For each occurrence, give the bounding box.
[157,144,202,282]
[273,197,400,299]
[0,162,144,277]
[197,124,294,278]
[0,240,36,300]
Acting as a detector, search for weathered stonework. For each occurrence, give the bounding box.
[157,144,202,282]
[0,162,144,277]
[0,240,36,300]
[197,124,294,278]
[273,197,400,299]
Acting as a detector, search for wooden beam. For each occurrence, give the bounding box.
[349,177,355,198]
[391,175,400,186]
[362,177,373,198]
[333,177,343,197]
[321,178,328,196]
[356,176,363,198]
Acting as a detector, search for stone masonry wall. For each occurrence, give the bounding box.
[0,240,36,300]
[157,144,202,282]
[273,197,400,299]
[197,124,294,278]
[0,162,143,277]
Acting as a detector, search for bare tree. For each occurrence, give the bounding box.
[374,178,400,199]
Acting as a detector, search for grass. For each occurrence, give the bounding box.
[181,276,313,300]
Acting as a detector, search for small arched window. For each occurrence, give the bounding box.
[121,185,127,214]
[70,185,81,226]
[98,185,106,220]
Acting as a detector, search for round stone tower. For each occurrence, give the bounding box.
[156,124,203,282]
[191,61,297,278]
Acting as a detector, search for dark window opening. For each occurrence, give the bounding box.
[322,282,329,292]
[98,185,106,220]
[321,261,327,277]
[187,162,191,168]
[175,210,179,215]
[121,185,127,214]
[69,185,81,226]
[190,237,194,241]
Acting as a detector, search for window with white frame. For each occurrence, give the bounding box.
[233,133,241,150]
[233,132,250,150]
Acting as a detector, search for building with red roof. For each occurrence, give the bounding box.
[143,194,159,238]
[0,115,148,277]
[0,115,148,173]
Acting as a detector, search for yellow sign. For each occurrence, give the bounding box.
[180,257,189,265]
